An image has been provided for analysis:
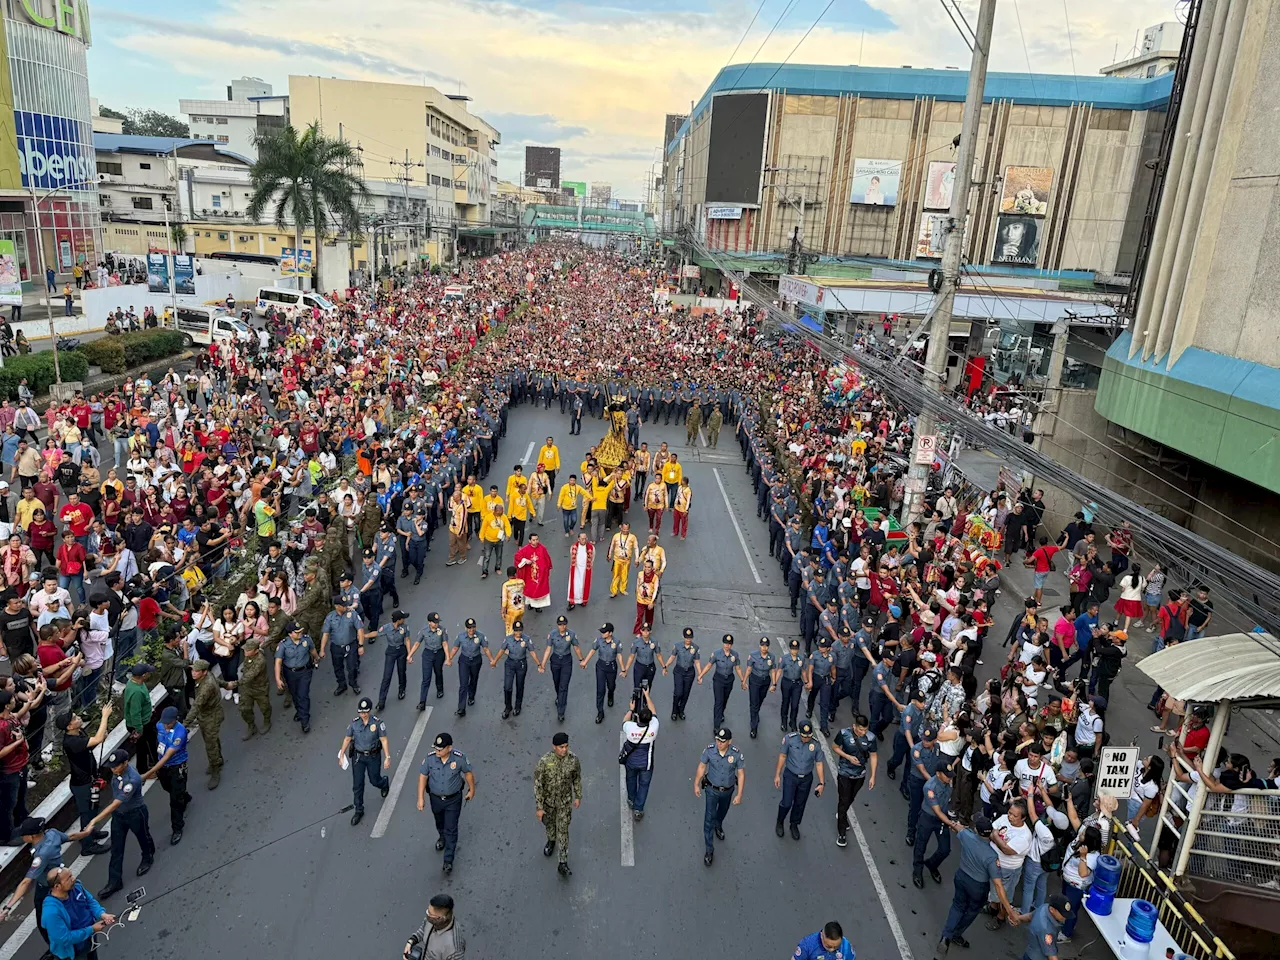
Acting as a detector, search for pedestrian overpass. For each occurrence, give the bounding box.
[523,204,657,250]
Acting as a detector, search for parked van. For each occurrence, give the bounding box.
[254,285,335,317]
[173,305,252,347]
[442,284,470,302]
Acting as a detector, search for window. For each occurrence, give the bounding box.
[139,162,151,170]
[211,196,221,208]
[218,232,228,240]
[303,239,311,245]
[204,231,212,237]
[238,235,251,242]
[96,161,122,176]
[216,135,229,143]
[216,117,228,125]
[132,196,154,210]
[268,236,277,242]
[98,195,109,206]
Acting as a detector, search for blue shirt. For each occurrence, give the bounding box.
[780,732,821,776]
[631,636,659,665]
[794,931,855,960]
[502,633,533,662]
[834,728,876,780]
[1074,611,1098,648]
[322,610,361,647]
[1024,902,1064,960]
[670,641,700,670]
[545,629,580,658]
[42,881,103,960]
[417,626,448,652]
[25,828,69,884]
[156,721,189,766]
[111,765,144,812]
[456,630,488,659]
[421,748,472,795]
[379,622,410,650]
[276,634,316,668]
[746,649,776,678]
[592,635,621,664]
[709,647,739,679]
[699,743,745,788]
[779,652,805,681]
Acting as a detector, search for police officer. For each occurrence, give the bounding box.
[579,622,621,724]
[831,712,877,848]
[868,645,901,739]
[540,614,582,723]
[376,609,411,710]
[1,818,99,943]
[827,621,853,725]
[275,621,317,733]
[886,683,927,785]
[912,759,957,888]
[664,626,700,721]
[321,596,368,696]
[417,732,476,876]
[625,624,662,690]
[336,571,362,620]
[905,726,943,847]
[375,527,400,607]
[492,619,534,719]
[1021,893,1071,960]
[358,549,384,630]
[450,618,489,718]
[411,611,451,709]
[773,720,826,840]
[794,922,855,960]
[744,636,779,739]
[698,633,740,732]
[937,815,1019,955]
[779,638,805,733]
[141,705,193,845]
[340,697,391,826]
[694,727,745,866]
[86,748,156,900]
[805,637,836,735]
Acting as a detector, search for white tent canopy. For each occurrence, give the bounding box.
[1137,632,1280,705]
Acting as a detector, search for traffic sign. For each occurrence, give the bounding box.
[1097,746,1140,799]
[914,434,938,465]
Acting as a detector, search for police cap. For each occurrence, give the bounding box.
[433,732,453,748]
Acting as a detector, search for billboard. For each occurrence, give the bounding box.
[916,213,949,259]
[923,161,956,211]
[706,205,743,220]
[849,158,901,206]
[0,240,21,306]
[524,145,561,189]
[561,180,586,197]
[706,93,768,206]
[146,252,170,293]
[991,214,1042,265]
[174,254,195,295]
[15,110,96,191]
[1000,166,1053,216]
[280,247,312,276]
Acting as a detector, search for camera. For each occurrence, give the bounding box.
[640,678,650,691]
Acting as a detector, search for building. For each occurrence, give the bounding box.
[524,145,560,193]
[289,75,501,263]
[662,63,1172,279]
[1100,22,1184,78]
[90,98,122,134]
[664,113,687,151]
[0,0,101,291]
[179,78,290,162]
[229,76,271,101]
[590,181,612,204]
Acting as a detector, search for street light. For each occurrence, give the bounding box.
[30,177,99,385]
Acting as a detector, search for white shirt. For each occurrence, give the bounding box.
[991,815,1033,868]
[852,557,871,590]
[1014,757,1058,794]
[1075,707,1103,746]
[981,766,1010,804]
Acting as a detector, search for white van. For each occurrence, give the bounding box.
[254,286,335,317]
[173,305,252,347]
[442,284,470,302]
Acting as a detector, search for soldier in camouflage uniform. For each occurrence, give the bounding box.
[685,402,702,446]
[323,520,349,589]
[238,639,272,738]
[263,597,293,708]
[533,731,583,877]
[706,406,723,448]
[357,498,383,553]
[185,659,229,790]
[295,565,331,647]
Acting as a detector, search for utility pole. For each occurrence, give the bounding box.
[390,150,424,273]
[902,0,996,523]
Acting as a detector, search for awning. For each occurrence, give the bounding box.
[1136,632,1280,706]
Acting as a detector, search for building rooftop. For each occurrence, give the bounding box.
[94,133,253,166]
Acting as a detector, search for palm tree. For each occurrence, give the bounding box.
[247,123,368,293]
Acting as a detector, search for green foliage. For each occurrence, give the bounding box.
[76,337,124,373]
[0,351,88,399]
[122,108,189,138]
[430,263,442,275]
[98,105,127,122]
[74,330,184,375]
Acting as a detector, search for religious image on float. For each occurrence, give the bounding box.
[595,396,634,474]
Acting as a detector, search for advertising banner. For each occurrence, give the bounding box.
[706,205,743,220]
[1000,166,1053,216]
[923,161,956,211]
[174,254,195,295]
[280,247,312,276]
[14,111,96,191]
[147,252,170,293]
[992,214,1042,265]
[916,213,948,259]
[0,240,22,306]
[849,158,901,206]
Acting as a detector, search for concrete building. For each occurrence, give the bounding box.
[90,98,123,135]
[289,75,501,263]
[524,145,560,194]
[1100,22,1184,78]
[179,78,290,162]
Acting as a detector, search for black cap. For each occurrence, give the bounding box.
[788,639,799,649]
[464,617,476,628]
[512,620,523,630]
[551,732,569,746]
[714,727,732,741]
[357,697,373,711]
[759,636,770,645]
[339,571,353,581]
[600,622,614,633]
[556,615,568,624]
[1048,893,1072,915]
[862,616,876,627]
[973,815,994,836]
[798,720,814,736]
[433,733,453,748]
[428,612,440,624]
[818,637,832,647]
[392,609,408,622]
[106,748,130,766]
[721,633,734,644]
[839,625,852,637]
[826,597,837,606]
[287,621,302,633]
[54,712,74,731]
[922,726,938,740]
[682,627,694,638]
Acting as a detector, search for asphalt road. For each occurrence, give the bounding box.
[2,400,1210,960]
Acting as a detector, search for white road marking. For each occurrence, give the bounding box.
[0,780,158,960]
[372,706,433,838]
[814,731,915,960]
[619,731,635,867]
[521,441,535,465]
[712,467,762,584]
[698,426,708,448]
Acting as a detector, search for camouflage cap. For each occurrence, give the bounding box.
[192,659,211,671]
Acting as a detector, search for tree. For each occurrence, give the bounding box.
[98,105,127,122]
[123,109,189,138]
[247,123,367,293]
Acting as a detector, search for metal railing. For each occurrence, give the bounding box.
[1185,787,1280,890]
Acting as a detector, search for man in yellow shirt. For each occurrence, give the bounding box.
[508,481,531,546]
[644,477,668,535]
[585,470,614,543]
[607,521,639,597]
[528,466,551,526]
[538,437,561,491]
[640,533,667,577]
[479,502,512,579]
[556,475,584,537]
[446,490,469,565]
[505,465,527,504]
[483,485,504,525]
[13,486,42,530]
[661,453,683,510]
[672,476,693,539]
[462,475,483,538]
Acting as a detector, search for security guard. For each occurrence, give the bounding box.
[412,611,451,709]
[665,626,700,721]
[339,697,391,826]
[905,726,943,847]
[779,638,806,733]
[492,619,534,719]
[417,732,476,876]
[321,597,368,696]
[698,633,740,732]
[832,712,878,848]
[625,624,662,690]
[540,615,582,722]
[912,759,956,888]
[143,705,193,845]
[744,636,779,738]
[375,610,411,710]
[451,618,489,718]
[274,621,317,733]
[694,727,745,866]
[86,748,156,900]
[773,720,826,840]
[805,637,836,735]
[579,622,621,724]
[794,921,855,960]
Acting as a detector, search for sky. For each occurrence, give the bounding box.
[86,0,1181,199]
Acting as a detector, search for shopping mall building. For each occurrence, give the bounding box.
[0,0,99,291]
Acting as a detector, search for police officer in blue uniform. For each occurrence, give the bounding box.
[832,712,878,848]
[698,633,741,732]
[321,597,368,696]
[912,759,957,888]
[886,684,927,784]
[773,720,826,840]
[694,728,745,866]
[87,748,156,900]
[143,705,193,844]
[579,622,621,725]
[794,921,855,960]
[779,638,805,732]
[664,626,700,721]
[826,621,853,724]
[275,621,317,733]
[867,645,901,739]
[905,726,943,847]
[412,612,452,710]
[540,614,583,722]
[340,697,391,826]
[417,732,476,876]
[624,624,662,690]
[450,618,489,718]
[806,637,836,735]
[1021,894,1071,960]
[492,619,534,719]
[2,817,99,944]
[375,609,411,710]
[744,636,779,739]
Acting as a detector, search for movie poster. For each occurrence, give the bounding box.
[923,161,956,211]
[991,214,1042,265]
[1000,166,1053,216]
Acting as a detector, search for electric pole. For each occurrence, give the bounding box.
[390,150,425,272]
[903,0,996,523]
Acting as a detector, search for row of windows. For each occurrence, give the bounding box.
[109,228,168,238]
[197,231,311,245]
[190,115,230,124]
[5,20,92,122]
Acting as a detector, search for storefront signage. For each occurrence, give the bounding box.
[706,205,743,220]
[17,0,93,45]
[15,111,96,190]
[778,275,823,305]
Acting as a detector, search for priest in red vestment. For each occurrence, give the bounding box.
[514,534,553,610]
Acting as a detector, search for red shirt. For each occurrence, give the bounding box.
[1031,545,1061,573]
[37,640,73,692]
[28,518,56,551]
[137,596,161,631]
[56,541,86,575]
[1183,724,1210,756]
[71,403,91,428]
[59,502,94,536]
[0,716,28,775]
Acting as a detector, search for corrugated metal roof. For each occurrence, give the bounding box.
[1136,633,1280,703]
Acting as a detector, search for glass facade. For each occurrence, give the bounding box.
[3,13,100,285]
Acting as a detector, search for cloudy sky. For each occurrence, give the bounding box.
[88,0,1179,199]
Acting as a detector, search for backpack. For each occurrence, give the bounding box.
[1040,830,1068,873]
